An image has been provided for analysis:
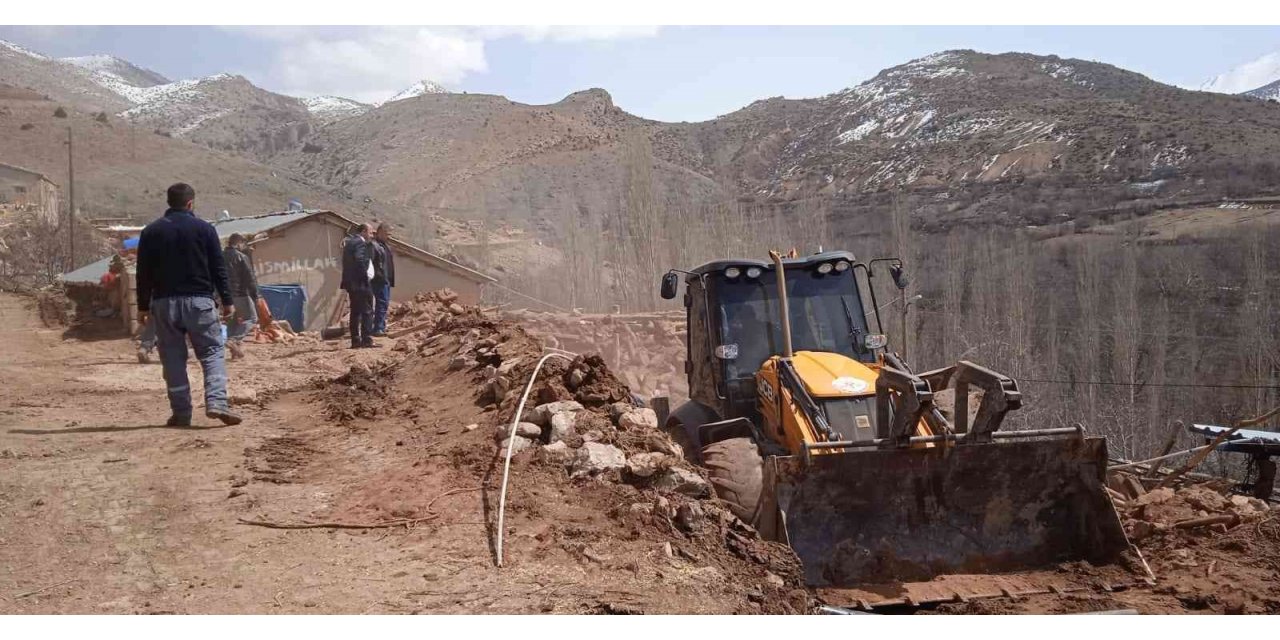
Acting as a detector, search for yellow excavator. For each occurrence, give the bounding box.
[657,250,1128,597]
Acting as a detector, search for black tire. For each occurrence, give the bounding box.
[702,437,763,525]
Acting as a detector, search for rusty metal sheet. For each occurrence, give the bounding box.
[768,437,1129,587]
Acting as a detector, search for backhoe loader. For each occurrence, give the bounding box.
[656,250,1129,598]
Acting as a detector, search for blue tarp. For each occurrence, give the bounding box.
[123,236,139,250]
[259,284,307,332]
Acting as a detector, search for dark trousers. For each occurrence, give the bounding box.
[347,289,374,346]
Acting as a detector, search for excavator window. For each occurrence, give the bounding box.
[716,268,872,380]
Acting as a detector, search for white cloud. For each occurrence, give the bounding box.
[227,25,660,103]
[475,25,661,42]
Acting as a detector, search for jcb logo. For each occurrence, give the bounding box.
[759,378,776,404]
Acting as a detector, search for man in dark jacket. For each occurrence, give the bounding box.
[370,222,396,337]
[341,223,376,348]
[136,183,242,426]
[222,233,259,360]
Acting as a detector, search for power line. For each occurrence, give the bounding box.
[1018,378,1280,391]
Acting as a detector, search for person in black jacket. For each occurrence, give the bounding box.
[136,183,242,426]
[370,223,396,337]
[340,223,376,348]
[222,233,259,360]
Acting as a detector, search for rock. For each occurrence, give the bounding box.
[228,389,258,406]
[538,441,574,465]
[582,429,604,443]
[652,467,712,497]
[464,423,479,432]
[653,495,676,520]
[498,358,523,376]
[618,409,658,431]
[764,572,786,588]
[448,303,466,315]
[499,435,535,456]
[567,368,586,390]
[569,442,627,477]
[676,502,705,532]
[448,354,476,371]
[527,400,585,427]
[662,542,674,558]
[629,502,653,515]
[609,401,633,421]
[494,422,542,441]
[1132,487,1175,507]
[626,452,670,478]
[643,433,684,458]
[548,412,577,443]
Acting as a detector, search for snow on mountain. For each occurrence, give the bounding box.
[303,95,371,124]
[1246,78,1280,102]
[0,38,49,60]
[384,80,449,104]
[1201,51,1280,94]
[62,54,169,89]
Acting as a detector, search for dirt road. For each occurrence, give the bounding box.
[0,293,800,614]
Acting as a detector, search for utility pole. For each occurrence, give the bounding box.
[66,126,75,270]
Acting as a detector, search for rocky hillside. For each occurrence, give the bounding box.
[279,50,1280,233]
[0,88,375,223]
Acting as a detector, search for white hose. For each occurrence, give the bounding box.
[495,350,575,567]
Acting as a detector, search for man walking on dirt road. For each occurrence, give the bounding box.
[341,223,377,349]
[136,183,243,427]
[223,233,260,360]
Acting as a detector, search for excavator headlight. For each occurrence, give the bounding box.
[724,267,742,279]
[816,262,834,275]
[745,267,762,279]
[863,333,889,350]
[834,260,851,273]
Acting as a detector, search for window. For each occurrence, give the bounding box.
[13,185,26,194]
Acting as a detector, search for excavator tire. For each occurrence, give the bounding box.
[702,437,763,525]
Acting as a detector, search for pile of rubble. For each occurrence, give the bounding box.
[503,309,687,404]
[385,288,470,335]
[1109,471,1274,542]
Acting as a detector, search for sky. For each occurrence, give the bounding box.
[1,25,1279,122]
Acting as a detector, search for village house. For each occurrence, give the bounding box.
[61,209,495,332]
[0,162,61,225]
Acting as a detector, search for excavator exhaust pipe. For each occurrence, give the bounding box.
[759,434,1130,586]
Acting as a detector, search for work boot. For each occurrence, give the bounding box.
[361,340,381,349]
[137,348,151,364]
[228,341,245,360]
[166,415,191,427]
[206,408,243,426]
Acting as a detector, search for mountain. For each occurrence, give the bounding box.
[303,95,372,125]
[117,73,313,156]
[277,50,1280,236]
[0,39,133,112]
[61,54,169,90]
[384,80,448,104]
[1245,78,1280,102]
[0,88,375,223]
[1201,51,1280,95]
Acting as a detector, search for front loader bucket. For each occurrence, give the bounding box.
[764,437,1128,587]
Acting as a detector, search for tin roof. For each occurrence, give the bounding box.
[61,210,495,285]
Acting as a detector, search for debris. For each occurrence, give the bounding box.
[626,452,670,478]
[527,401,584,427]
[538,441,574,465]
[618,409,658,431]
[651,467,712,497]
[569,442,627,477]
[500,435,535,456]
[548,412,577,443]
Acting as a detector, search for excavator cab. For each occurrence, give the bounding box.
[658,250,1131,603]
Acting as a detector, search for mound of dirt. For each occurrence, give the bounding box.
[300,291,811,613]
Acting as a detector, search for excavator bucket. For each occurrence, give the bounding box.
[761,435,1129,587]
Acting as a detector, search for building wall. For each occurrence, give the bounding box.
[248,215,484,331]
[0,165,59,225]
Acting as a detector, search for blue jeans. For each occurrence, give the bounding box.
[227,295,258,342]
[151,296,229,418]
[137,317,157,352]
[373,281,391,334]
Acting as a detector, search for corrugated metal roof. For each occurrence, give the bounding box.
[62,255,113,284]
[60,209,496,285]
[62,211,314,285]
